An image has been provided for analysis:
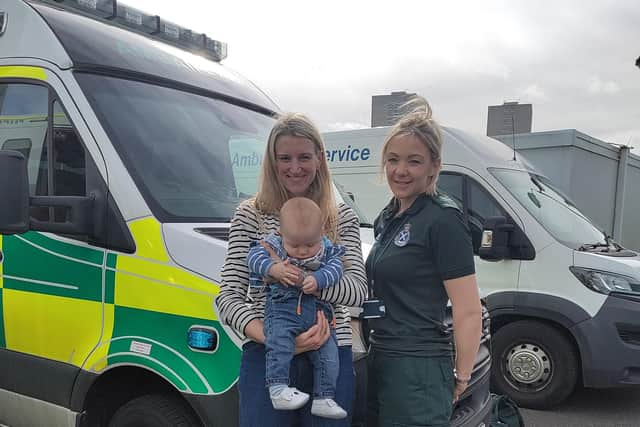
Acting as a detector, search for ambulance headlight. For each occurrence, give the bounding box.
[570,267,640,295]
[47,0,228,62]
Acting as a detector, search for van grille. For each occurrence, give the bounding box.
[617,323,640,346]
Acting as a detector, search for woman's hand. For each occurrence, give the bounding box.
[294,310,330,354]
[244,318,266,344]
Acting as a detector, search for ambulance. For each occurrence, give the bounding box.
[0,1,492,426]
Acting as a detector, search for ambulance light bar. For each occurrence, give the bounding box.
[39,0,228,61]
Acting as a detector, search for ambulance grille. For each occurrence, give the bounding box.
[194,227,230,241]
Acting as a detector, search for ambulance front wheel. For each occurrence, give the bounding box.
[108,393,201,427]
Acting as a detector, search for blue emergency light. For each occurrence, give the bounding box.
[42,0,227,61]
[187,327,217,352]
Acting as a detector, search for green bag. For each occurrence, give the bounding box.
[489,394,525,427]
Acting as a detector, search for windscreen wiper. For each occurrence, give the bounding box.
[530,177,545,193]
[603,233,625,252]
[578,242,610,251]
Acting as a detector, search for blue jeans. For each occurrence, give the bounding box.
[264,285,339,399]
[239,343,354,427]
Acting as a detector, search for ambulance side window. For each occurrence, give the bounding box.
[52,101,86,197]
[0,83,49,197]
[0,81,133,251]
[51,100,87,222]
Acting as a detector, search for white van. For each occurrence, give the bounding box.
[0,1,492,426]
[324,126,640,409]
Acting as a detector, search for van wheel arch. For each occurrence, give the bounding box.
[79,366,202,427]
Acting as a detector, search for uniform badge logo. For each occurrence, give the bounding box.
[394,223,411,247]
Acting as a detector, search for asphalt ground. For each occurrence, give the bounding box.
[521,386,640,427]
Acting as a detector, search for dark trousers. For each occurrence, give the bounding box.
[264,288,339,398]
[240,342,354,427]
[367,349,454,427]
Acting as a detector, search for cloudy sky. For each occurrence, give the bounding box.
[125,0,640,151]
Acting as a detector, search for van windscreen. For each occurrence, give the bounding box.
[490,168,607,250]
[76,73,274,222]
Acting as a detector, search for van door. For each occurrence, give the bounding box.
[0,70,110,415]
[439,171,521,293]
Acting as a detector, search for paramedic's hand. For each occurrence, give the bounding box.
[302,275,319,294]
[294,310,330,354]
[453,379,469,403]
[269,260,303,287]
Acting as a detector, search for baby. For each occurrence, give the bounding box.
[247,197,347,419]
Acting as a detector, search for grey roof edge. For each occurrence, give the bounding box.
[497,129,639,167]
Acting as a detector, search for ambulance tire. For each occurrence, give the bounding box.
[490,320,579,410]
[109,393,201,427]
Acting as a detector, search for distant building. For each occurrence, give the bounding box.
[371,91,416,127]
[487,101,532,137]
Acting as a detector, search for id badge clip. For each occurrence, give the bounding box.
[361,299,386,319]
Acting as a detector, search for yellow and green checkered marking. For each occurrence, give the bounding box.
[0,218,240,394]
[0,66,240,393]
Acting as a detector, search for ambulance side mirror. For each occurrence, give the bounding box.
[0,150,30,234]
[0,150,97,237]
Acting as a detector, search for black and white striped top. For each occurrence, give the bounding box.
[216,200,367,346]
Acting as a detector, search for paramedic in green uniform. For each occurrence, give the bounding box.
[365,101,483,427]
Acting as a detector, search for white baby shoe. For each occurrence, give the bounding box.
[311,398,347,419]
[270,387,310,410]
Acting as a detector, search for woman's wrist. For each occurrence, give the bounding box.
[244,318,266,344]
[453,369,471,384]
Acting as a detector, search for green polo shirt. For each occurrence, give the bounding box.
[365,193,475,357]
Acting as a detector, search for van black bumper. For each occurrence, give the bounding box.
[572,293,640,388]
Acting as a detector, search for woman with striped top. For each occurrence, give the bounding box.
[215,113,367,427]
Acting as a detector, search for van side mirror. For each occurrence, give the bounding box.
[479,216,513,261]
[0,150,30,234]
[0,149,97,237]
[479,216,536,261]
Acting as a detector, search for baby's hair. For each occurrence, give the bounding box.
[280,197,324,237]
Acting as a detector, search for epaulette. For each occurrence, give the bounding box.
[432,192,462,212]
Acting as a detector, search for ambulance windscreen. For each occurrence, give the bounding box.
[76,73,274,222]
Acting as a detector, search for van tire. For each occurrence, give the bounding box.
[108,393,201,427]
[491,320,578,409]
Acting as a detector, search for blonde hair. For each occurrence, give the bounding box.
[280,197,324,238]
[381,97,443,195]
[255,113,339,241]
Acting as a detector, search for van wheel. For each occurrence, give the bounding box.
[491,320,579,409]
[108,393,201,427]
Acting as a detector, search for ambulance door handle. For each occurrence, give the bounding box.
[0,249,3,263]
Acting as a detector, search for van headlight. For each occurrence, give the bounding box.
[570,267,640,295]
